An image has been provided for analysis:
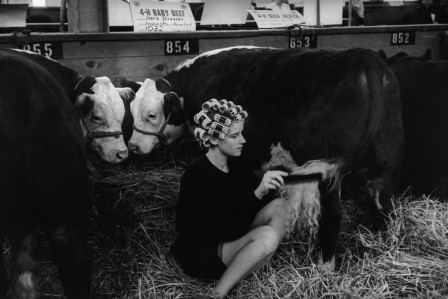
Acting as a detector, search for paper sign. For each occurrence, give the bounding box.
[248,10,305,29]
[303,0,343,26]
[129,0,196,32]
[200,0,252,26]
[0,4,28,28]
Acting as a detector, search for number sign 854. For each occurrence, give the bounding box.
[164,39,199,56]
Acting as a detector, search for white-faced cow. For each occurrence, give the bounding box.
[125,46,403,270]
[6,49,132,164]
[381,50,448,196]
[0,49,133,298]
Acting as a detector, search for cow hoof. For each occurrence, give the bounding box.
[318,254,336,272]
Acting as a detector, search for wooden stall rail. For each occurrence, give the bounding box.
[1,24,447,86]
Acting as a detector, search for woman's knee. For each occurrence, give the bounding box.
[267,198,289,236]
[254,198,288,226]
[252,226,281,255]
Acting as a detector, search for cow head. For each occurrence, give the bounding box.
[74,76,134,163]
[128,79,184,155]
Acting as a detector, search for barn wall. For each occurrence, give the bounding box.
[0,25,447,86]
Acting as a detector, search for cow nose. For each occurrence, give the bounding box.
[116,149,128,161]
[128,142,139,154]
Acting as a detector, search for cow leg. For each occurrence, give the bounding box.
[47,223,90,299]
[366,176,394,231]
[317,178,342,271]
[9,229,39,299]
[0,234,8,298]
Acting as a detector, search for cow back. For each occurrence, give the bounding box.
[170,47,391,171]
[390,56,448,195]
[0,52,88,230]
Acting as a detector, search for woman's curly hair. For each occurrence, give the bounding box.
[193,99,248,148]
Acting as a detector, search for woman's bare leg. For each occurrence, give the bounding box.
[214,198,288,298]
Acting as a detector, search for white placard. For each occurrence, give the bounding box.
[303,0,343,26]
[248,10,305,29]
[129,0,196,32]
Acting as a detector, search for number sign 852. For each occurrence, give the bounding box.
[390,31,415,46]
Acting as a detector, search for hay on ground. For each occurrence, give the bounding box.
[15,148,448,298]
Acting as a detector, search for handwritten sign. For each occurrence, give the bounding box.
[129,0,196,32]
[248,10,305,29]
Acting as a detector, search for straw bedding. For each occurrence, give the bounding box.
[6,141,447,298]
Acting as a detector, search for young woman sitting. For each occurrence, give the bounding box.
[172,99,289,298]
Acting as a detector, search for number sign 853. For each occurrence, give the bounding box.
[289,35,317,49]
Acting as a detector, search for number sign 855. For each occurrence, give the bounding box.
[23,43,52,57]
[22,42,63,59]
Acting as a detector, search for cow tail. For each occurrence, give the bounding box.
[263,144,342,238]
[283,160,342,238]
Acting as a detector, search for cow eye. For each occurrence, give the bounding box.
[147,113,157,120]
[90,114,102,123]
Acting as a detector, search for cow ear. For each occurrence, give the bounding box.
[120,78,142,93]
[116,87,135,103]
[164,92,183,125]
[421,49,431,60]
[75,94,95,117]
[377,50,387,61]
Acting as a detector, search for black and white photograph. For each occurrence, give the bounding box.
[0,0,447,298]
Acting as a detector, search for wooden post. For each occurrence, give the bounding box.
[348,0,352,27]
[67,0,109,33]
[316,0,320,26]
[60,0,66,32]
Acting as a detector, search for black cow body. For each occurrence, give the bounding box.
[386,52,448,196]
[0,51,90,297]
[129,47,403,267]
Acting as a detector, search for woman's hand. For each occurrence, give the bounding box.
[254,170,288,199]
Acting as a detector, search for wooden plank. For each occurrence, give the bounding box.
[62,36,288,60]
[0,43,18,49]
[319,33,392,48]
[2,24,448,44]
[200,36,288,52]
[62,40,165,58]
[67,0,108,33]
[1,25,446,86]
[61,55,186,79]
[317,31,441,57]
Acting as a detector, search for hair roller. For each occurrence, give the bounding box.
[208,128,226,140]
[233,110,248,122]
[213,114,232,126]
[201,98,220,111]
